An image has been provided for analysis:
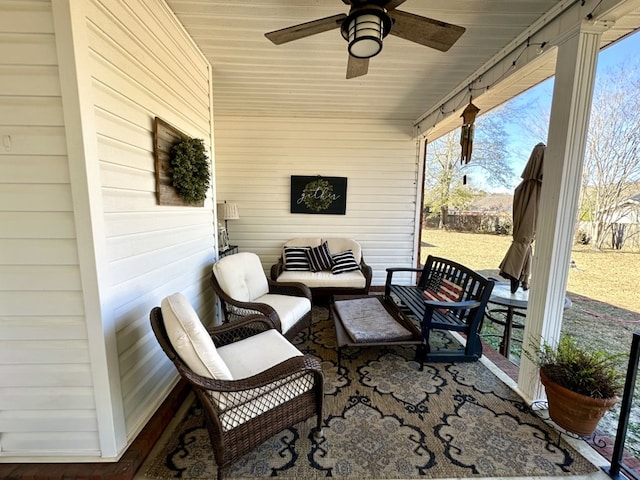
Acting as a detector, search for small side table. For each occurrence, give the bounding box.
[219,245,238,258]
[485,282,572,358]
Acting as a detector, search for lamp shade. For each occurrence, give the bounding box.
[217,202,239,221]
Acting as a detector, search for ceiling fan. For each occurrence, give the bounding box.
[264,0,465,79]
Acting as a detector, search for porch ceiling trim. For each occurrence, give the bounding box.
[415,0,638,141]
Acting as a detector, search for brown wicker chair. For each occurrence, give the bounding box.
[150,294,324,480]
[211,252,313,340]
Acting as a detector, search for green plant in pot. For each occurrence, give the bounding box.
[526,334,625,436]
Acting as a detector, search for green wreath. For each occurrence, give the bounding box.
[169,136,210,204]
[302,178,334,212]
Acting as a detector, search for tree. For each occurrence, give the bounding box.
[504,62,640,250]
[425,105,515,228]
[580,62,640,249]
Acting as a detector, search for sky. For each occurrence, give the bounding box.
[473,29,640,194]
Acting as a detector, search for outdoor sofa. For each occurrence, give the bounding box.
[270,237,372,304]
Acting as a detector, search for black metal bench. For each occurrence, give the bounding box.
[384,255,495,364]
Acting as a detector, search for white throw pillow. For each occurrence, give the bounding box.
[161,293,232,380]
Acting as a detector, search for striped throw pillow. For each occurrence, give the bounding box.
[283,246,311,271]
[306,241,334,272]
[331,250,360,274]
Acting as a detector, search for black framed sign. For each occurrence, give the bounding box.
[290,175,347,214]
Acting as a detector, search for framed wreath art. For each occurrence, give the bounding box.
[290,175,347,214]
[153,117,211,207]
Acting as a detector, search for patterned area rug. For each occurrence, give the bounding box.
[145,307,598,479]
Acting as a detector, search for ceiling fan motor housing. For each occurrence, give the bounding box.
[340,5,392,59]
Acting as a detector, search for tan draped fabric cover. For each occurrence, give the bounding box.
[499,143,545,290]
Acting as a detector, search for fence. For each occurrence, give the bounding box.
[423,211,512,235]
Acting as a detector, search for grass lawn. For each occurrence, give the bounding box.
[421,228,639,312]
[421,228,640,458]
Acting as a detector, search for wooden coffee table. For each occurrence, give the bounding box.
[330,294,423,369]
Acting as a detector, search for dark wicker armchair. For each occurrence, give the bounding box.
[150,294,324,480]
[211,251,313,340]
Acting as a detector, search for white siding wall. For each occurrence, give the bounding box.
[86,0,215,451]
[214,116,420,286]
[0,0,215,460]
[0,0,98,456]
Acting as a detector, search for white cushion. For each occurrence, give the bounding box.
[276,270,366,289]
[218,329,302,378]
[214,329,313,431]
[284,237,322,248]
[161,293,232,380]
[323,238,362,264]
[213,252,269,302]
[255,293,311,334]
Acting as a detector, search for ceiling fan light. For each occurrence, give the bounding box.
[340,7,391,60]
[348,13,384,58]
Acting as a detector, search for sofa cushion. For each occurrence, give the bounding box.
[306,241,334,272]
[284,238,321,248]
[215,329,312,430]
[255,293,311,333]
[218,329,302,379]
[331,250,360,274]
[213,252,269,302]
[276,270,366,289]
[161,293,232,380]
[283,246,311,271]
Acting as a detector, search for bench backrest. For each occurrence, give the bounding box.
[419,255,494,317]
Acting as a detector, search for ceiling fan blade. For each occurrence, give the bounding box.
[265,14,346,45]
[382,0,408,11]
[388,10,465,52]
[346,55,369,79]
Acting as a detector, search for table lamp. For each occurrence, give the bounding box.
[217,201,239,248]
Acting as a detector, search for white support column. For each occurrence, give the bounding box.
[517,20,609,403]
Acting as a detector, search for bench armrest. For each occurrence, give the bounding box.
[182,354,322,394]
[384,267,423,296]
[385,267,423,274]
[268,278,312,301]
[207,315,276,346]
[270,257,284,280]
[423,299,481,311]
[360,256,373,290]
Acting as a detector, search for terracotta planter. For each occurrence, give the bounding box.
[540,370,618,436]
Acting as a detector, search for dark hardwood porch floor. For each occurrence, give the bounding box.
[0,380,190,480]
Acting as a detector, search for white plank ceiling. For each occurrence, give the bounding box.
[166,0,640,130]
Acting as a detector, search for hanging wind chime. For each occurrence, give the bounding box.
[460,98,480,165]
